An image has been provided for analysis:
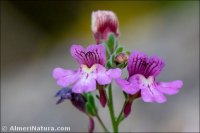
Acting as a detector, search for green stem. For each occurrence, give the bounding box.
[96,113,109,132]
[116,101,126,125]
[107,84,118,132]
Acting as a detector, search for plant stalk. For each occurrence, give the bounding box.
[107,84,118,132]
[96,113,109,132]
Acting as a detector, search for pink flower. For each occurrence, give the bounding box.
[91,10,119,43]
[116,51,183,103]
[53,44,121,93]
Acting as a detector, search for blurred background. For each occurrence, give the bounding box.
[1,0,199,132]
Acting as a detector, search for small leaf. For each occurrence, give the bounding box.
[115,46,124,55]
[96,95,100,100]
[102,42,110,59]
[86,103,96,116]
[107,33,115,53]
[126,51,131,55]
[117,63,124,68]
[106,60,112,68]
[111,54,115,63]
[83,93,89,99]
[117,63,127,69]
[87,94,96,109]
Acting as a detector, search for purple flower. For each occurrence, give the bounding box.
[116,51,183,103]
[53,44,121,93]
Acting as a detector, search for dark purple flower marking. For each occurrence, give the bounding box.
[116,51,183,103]
[53,44,121,93]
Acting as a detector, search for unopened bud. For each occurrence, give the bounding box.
[123,101,132,118]
[123,91,141,118]
[91,10,119,44]
[115,53,129,64]
[88,117,95,133]
[97,84,107,107]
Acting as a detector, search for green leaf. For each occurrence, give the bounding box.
[115,46,124,55]
[106,60,112,68]
[117,63,124,68]
[87,94,96,109]
[102,42,110,59]
[126,51,131,55]
[107,33,115,53]
[117,62,127,69]
[83,93,89,99]
[96,95,100,100]
[111,54,115,63]
[86,103,96,116]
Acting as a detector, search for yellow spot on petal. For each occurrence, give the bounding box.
[81,64,96,73]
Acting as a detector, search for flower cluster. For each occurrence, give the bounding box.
[52,10,183,132]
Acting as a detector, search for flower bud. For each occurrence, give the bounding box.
[97,84,107,107]
[123,100,132,118]
[88,117,95,133]
[91,10,119,44]
[115,52,129,64]
[123,91,141,117]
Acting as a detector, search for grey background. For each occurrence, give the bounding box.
[1,1,199,132]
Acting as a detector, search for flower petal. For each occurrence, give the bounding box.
[141,85,166,103]
[86,44,106,66]
[140,87,154,102]
[127,51,148,77]
[127,51,165,78]
[106,68,122,79]
[55,87,72,99]
[115,78,140,95]
[146,56,165,77]
[70,44,106,67]
[70,45,86,65]
[52,68,79,87]
[157,80,183,95]
[95,65,112,85]
[72,74,96,93]
[128,74,166,103]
